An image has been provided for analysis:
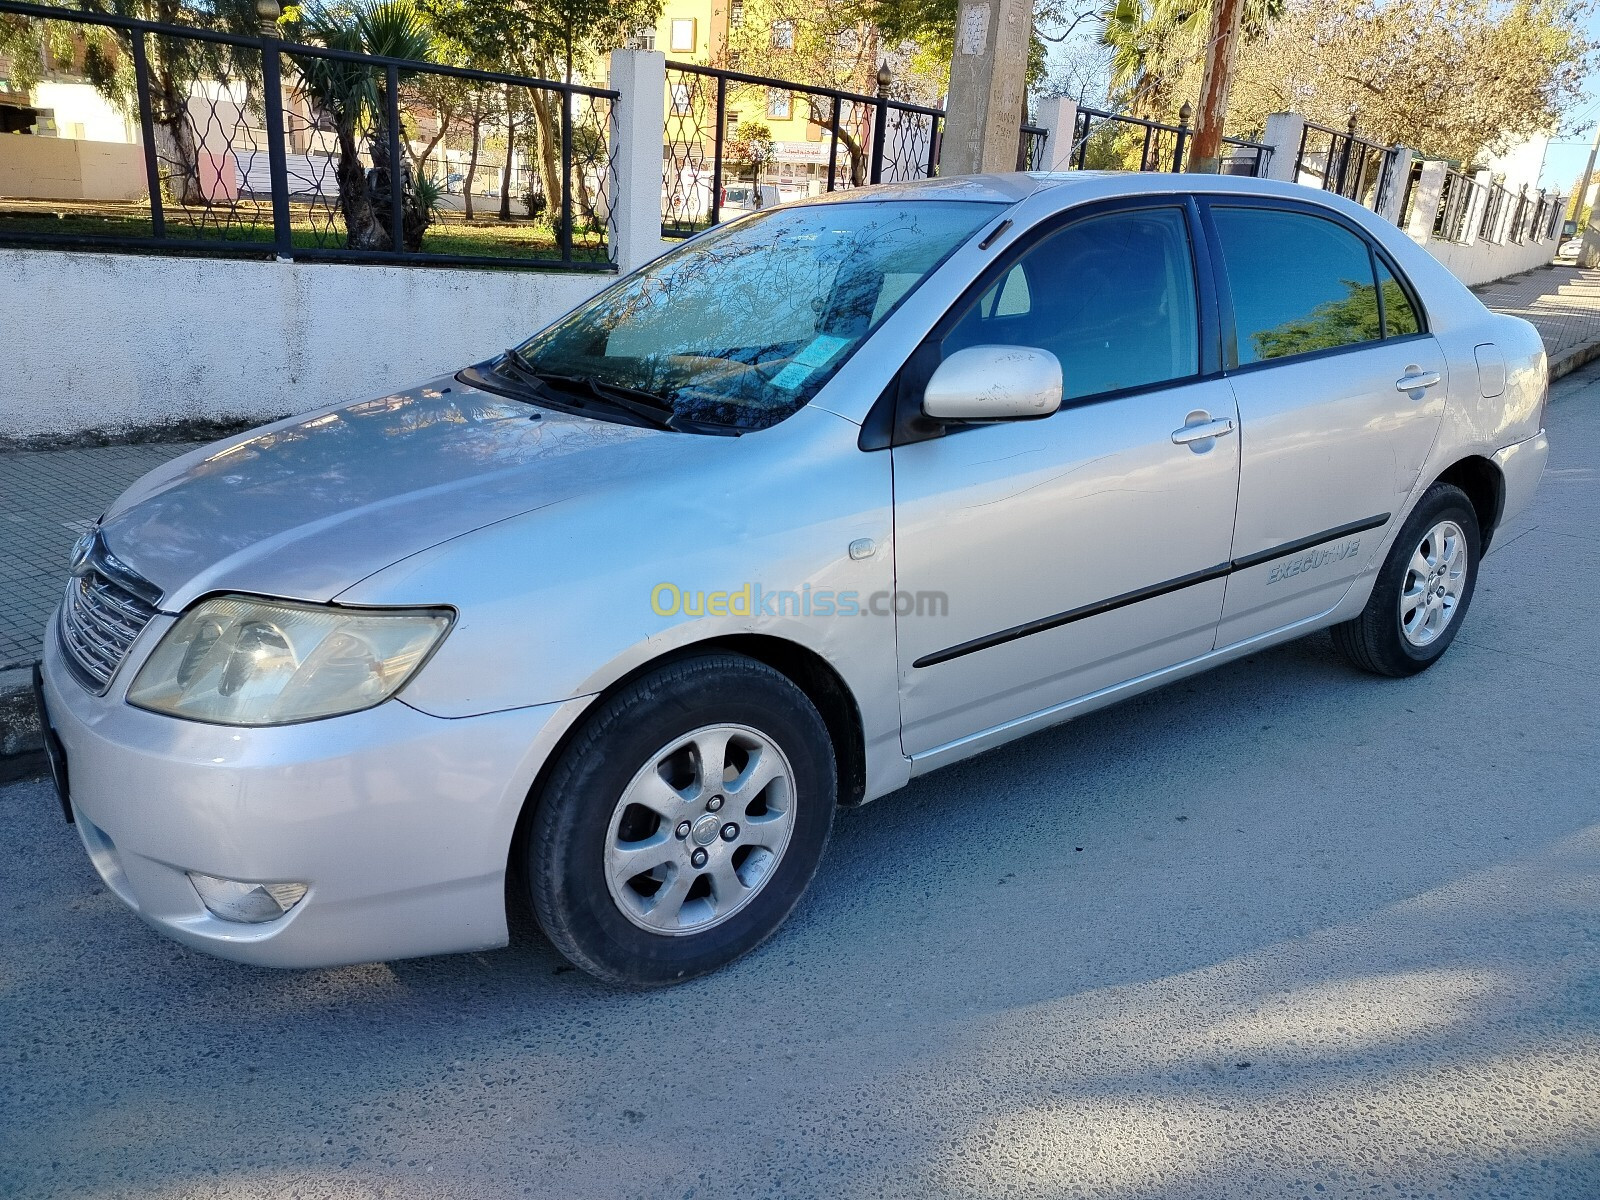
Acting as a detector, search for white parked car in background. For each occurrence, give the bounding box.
[38,173,1548,986]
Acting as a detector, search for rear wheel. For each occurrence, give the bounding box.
[1332,482,1481,677]
[526,653,836,987]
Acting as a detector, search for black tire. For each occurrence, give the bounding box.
[1331,482,1481,677]
[525,653,836,987]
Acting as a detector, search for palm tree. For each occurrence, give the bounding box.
[291,0,435,251]
[1098,0,1281,120]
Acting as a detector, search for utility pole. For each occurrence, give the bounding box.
[1568,118,1600,226]
[1186,0,1245,173]
[938,0,1033,176]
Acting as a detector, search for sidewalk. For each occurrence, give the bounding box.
[4,264,1600,767]
[1474,263,1600,378]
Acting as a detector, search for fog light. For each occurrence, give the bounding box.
[187,872,308,923]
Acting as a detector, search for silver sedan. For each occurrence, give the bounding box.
[37,173,1549,985]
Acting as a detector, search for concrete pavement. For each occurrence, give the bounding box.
[2,363,1598,1199]
[1475,263,1600,378]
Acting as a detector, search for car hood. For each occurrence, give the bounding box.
[99,377,658,609]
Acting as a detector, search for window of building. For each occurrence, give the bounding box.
[766,88,792,120]
[1212,207,1386,364]
[670,82,693,115]
[771,19,795,49]
[670,17,697,51]
[632,25,656,49]
[729,0,744,25]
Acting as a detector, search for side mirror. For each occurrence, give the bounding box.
[922,345,1063,422]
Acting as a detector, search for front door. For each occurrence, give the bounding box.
[1203,202,1449,644]
[891,203,1242,758]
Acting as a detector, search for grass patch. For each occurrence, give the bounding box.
[0,200,610,263]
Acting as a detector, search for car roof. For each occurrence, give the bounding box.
[799,170,1366,209]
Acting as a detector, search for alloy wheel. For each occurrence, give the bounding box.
[1399,519,1468,648]
[603,724,796,935]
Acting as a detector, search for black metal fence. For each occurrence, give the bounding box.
[658,68,1263,238]
[0,0,616,268]
[1293,118,1394,211]
[1478,181,1512,243]
[1429,174,1561,247]
[1398,157,1424,227]
[1068,106,1271,178]
[661,61,954,237]
[1433,169,1481,244]
[1018,124,1048,171]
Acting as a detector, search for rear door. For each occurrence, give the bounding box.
[1204,200,1447,645]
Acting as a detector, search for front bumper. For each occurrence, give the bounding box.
[40,628,580,968]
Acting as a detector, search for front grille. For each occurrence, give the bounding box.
[58,546,161,694]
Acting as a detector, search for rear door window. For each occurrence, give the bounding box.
[1212,208,1387,365]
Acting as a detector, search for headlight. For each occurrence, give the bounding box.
[128,595,453,726]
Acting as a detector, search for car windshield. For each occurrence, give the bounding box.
[504,199,1004,432]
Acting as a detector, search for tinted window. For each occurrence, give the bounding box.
[1213,208,1383,364]
[1378,260,1421,337]
[944,207,1199,402]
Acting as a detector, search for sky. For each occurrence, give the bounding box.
[1541,9,1600,190]
[1045,8,1600,194]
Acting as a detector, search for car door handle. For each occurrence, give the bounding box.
[1395,370,1442,392]
[1171,416,1235,445]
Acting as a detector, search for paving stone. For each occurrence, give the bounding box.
[0,443,202,669]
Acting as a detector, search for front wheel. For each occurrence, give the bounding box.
[525,653,836,987]
[1331,482,1481,677]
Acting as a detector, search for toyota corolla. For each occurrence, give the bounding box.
[37,173,1548,985]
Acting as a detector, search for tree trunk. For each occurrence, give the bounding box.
[150,71,203,205]
[138,0,204,206]
[464,112,481,220]
[499,86,516,221]
[529,91,563,224]
[409,101,453,176]
[337,122,387,250]
[835,124,866,186]
[1187,0,1245,172]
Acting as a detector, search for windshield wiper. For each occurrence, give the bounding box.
[527,371,720,434]
[490,354,741,436]
[492,351,675,430]
[500,345,543,381]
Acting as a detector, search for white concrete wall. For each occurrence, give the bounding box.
[31,81,136,144]
[1259,116,1559,287]
[1422,232,1560,288]
[0,136,147,201]
[1485,133,1549,194]
[0,249,611,440]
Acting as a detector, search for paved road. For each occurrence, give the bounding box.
[4,369,1600,1200]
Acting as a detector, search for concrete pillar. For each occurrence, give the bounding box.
[1407,160,1447,245]
[1035,96,1080,172]
[1580,221,1600,267]
[1376,146,1414,226]
[1455,167,1492,246]
[608,49,668,275]
[938,0,1033,176]
[1260,112,1304,183]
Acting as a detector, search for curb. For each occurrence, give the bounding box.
[0,666,45,784]
[1549,339,1600,383]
